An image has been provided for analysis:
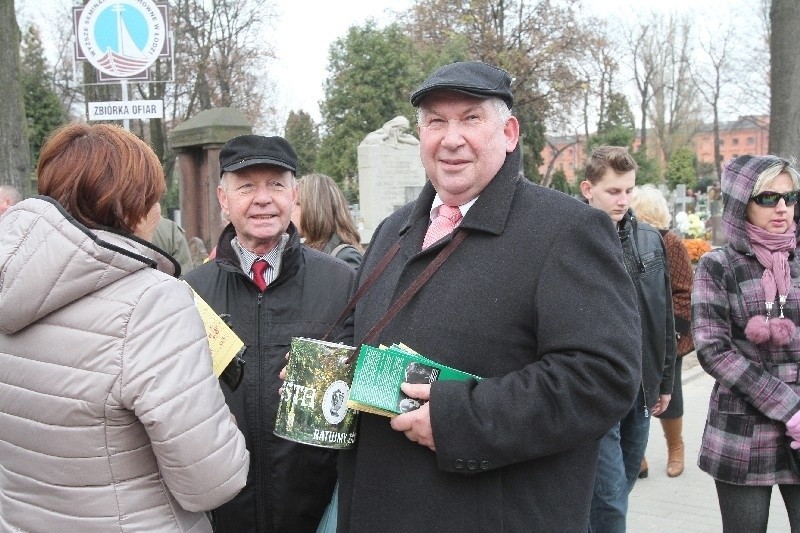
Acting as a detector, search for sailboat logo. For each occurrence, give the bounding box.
[76,0,166,78]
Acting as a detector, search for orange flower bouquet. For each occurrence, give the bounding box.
[683,238,711,263]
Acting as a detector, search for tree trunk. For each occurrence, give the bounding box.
[0,0,31,195]
[769,0,800,157]
[639,91,648,153]
[712,105,721,181]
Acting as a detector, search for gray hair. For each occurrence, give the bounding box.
[416,96,512,126]
[219,171,297,190]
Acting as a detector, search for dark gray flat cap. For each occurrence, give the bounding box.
[219,135,297,177]
[410,61,514,108]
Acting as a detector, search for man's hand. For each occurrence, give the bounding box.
[278,351,289,395]
[650,394,672,416]
[390,383,436,451]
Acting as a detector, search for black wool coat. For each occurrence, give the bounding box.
[337,150,642,532]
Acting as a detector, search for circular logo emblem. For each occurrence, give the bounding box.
[322,380,350,425]
[77,0,166,78]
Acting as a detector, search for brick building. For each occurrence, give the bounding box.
[539,115,770,186]
[692,115,769,165]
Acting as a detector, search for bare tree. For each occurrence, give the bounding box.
[645,14,701,166]
[168,0,276,128]
[734,0,770,116]
[541,133,581,188]
[769,0,800,157]
[623,17,665,154]
[690,25,737,180]
[403,0,600,131]
[1,0,30,194]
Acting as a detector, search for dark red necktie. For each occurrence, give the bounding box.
[251,260,268,292]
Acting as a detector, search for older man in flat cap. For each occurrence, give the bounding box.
[184,135,356,533]
[335,61,642,531]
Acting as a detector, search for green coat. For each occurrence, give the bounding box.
[152,216,193,276]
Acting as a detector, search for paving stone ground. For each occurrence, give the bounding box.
[627,353,791,532]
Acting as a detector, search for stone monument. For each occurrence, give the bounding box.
[357,116,425,243]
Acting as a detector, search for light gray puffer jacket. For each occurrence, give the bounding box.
[0,197,249,532]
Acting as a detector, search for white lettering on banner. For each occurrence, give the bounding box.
[87,100,164,121]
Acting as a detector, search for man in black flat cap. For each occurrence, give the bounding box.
[335,61,642,531]
[184,135,356,533]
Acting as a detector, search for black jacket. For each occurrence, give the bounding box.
[619,209,677,410]
[185,224,356,533]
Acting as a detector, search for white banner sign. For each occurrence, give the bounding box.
[88,100,164,121]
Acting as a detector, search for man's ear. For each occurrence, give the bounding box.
[579,180,592,201]
[217,184,229,215]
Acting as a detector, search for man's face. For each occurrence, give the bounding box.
[217,166,297,254]
[417,92,519,206]
[580,169,637,223]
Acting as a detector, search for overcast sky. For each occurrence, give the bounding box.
[19,0,762,129]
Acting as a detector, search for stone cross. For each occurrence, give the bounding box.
[671,184,693,216]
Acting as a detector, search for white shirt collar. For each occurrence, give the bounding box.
[428,195,477,222]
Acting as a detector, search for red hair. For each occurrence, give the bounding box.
[37,123,165,233]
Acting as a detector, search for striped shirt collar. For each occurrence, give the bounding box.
[231,233,289,286]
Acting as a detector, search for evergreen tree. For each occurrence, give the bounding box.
[550,169,573,196]
[631,148,661,186]
[587,127,635,154]
[600,91,636,133]
[665,147,697,189]
[317,22,419,201]
[514,105,547,182]
[588,92,636,155]
[21,24,68,167]
[284,110,320,177]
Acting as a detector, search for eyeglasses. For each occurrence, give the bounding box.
[750,190,800,207]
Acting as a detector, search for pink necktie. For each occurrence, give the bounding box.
[251,260,268,292]
[422,205,462,249]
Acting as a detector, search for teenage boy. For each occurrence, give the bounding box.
[581,145,677,533]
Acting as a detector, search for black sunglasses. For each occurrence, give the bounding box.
[750,190,800,207]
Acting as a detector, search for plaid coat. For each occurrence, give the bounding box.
[692,154,800,485]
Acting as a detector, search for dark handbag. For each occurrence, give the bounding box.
[675,317,694,357]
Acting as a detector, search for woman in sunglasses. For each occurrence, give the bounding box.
[692,154,800,531]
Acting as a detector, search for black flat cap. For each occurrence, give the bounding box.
[410,61,514,108]
[219,135,297,176]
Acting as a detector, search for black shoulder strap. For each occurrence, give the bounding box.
[322,230,470,364]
